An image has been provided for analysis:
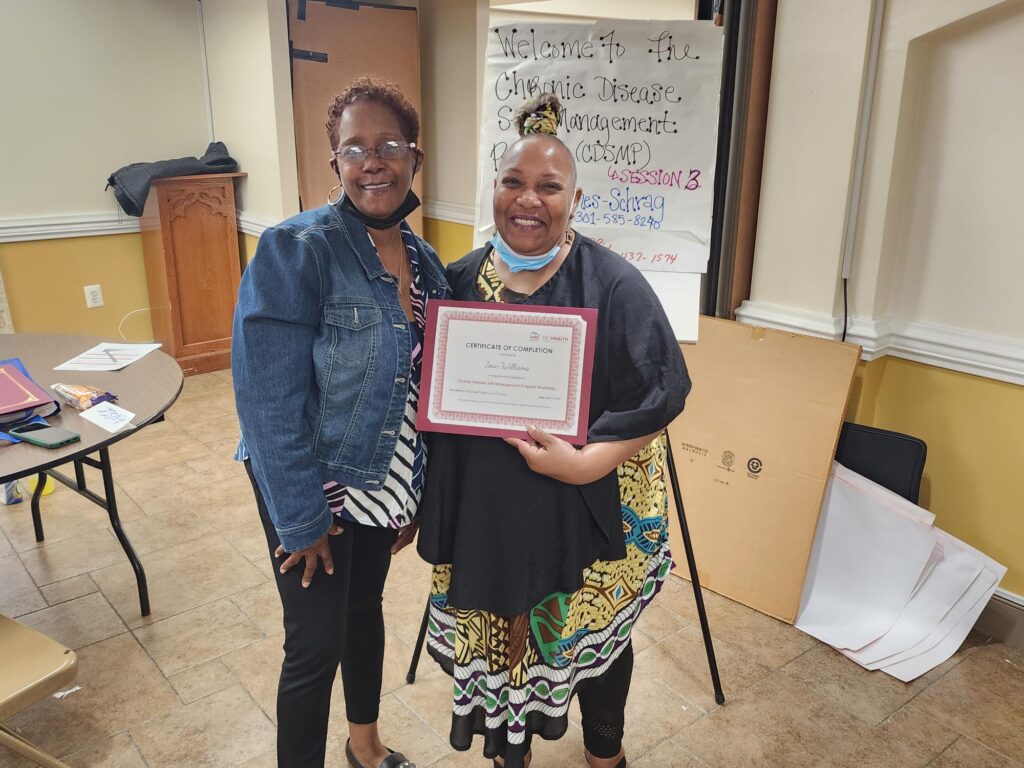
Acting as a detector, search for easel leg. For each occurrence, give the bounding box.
[406,600,431,684]
[665,434,726,705]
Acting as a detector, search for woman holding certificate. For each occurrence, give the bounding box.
[233,77,448,768]
[417,94,690,768]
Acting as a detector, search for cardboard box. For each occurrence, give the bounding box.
[666,317,861,623]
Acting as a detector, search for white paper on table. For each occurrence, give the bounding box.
[878,561,1005,682]
[842,529,985,667]
[79,402,136,433]
[640,271,701,343]
[54,342,161,371]
[795,462,937,651]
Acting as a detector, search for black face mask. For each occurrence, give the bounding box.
[337,189,421,230]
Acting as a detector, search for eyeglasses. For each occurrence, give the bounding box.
[334,141,417,165]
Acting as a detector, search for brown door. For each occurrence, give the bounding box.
[287,0,423,234]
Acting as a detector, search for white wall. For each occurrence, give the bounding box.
[201,0,300,227]
[736,0,1023,385]
[0,0,209,219]
[491,0,696,20]
[882,3,1024,337]
[420,0,486,218]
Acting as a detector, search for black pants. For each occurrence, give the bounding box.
[246,463,398,768]
[577,643,633,759]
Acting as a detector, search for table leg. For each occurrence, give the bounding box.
[30,471,46,542]
[98,448,151,617]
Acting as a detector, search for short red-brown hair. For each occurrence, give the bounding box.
[325,76,420,150]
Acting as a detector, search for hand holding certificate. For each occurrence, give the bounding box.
[417,300,597,444]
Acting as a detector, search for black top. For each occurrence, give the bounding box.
[417,234,691,615]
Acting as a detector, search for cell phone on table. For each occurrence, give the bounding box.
[9,423,81,449]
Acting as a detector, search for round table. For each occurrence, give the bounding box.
[0,335,183,616]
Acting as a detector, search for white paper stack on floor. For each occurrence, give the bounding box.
[795,462,1006,682]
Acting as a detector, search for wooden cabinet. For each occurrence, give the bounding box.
[140,172,246,376]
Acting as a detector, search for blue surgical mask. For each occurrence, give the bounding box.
[490,232,561,273]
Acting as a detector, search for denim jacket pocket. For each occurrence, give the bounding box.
[323,300,382,368]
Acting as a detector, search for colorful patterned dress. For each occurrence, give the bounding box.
[423,252,675,765]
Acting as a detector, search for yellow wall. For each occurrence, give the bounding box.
[423,218,474,266]
[846,357,1024,595]
[3,230,256,340]
[0,233,154,341]
[240,233,259,266]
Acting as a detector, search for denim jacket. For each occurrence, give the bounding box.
[232,204,450,552]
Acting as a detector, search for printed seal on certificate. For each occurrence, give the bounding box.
[417,300,597,445]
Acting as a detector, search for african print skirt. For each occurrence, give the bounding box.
[425,436,672,767]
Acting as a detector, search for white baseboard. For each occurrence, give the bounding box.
[0,212,140,242]
[736,300,1024,387]
[423,200,475,226]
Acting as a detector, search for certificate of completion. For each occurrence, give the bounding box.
[418,300,597,444]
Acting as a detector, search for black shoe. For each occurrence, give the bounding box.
[345,739,416,768]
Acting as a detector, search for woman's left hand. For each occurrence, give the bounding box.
[391,519,420,554]
[505,426,585,484]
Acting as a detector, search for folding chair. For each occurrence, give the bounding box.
[0,615,78,768]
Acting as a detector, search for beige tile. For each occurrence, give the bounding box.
[177,413,240,445]
[5,633,180,757]
[912,643,1024,763]
[527,721,587,768]
[222,633,350,726]
[18,592,126,650]
[780,644,929,725]
[662,584,816,670]
[180,371,230,395]
[634,625,772,712]
[0,554,46,616]
[394,666,455,740]
[185,446,247,481]
[119,509,214,555]
[133,598,263,675]
[632,738,709,768]
[92,536,265,628]
[0,526,13,558]
[0,483,144,553]
[131,685,275,768]
[19,528,128,586]
[40,573,98,606]
[676,671,957,768]
[162,389,238,427]
[168,658,239,704]
[107,425,212,476]
[235,751,277,768]
[230,580,283,636]
[386,545,434,591]
[633,601,692,642]
[62,732,148,768]
[381,635,432,696]
[221,633,288,721]
[115,462,206,505]
[349,694,452,768]
[621,667,703,757]
[930,737,1024,768]
[382,576,433,647]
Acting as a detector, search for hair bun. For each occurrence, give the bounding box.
[515,93,563,137]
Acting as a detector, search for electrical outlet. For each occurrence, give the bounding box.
[84,284,104,308]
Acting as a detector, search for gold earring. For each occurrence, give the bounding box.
[327,184,342,205]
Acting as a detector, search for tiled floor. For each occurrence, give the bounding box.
[1,370,1022,767]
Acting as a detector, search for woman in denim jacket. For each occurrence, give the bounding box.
[232,77,449,768]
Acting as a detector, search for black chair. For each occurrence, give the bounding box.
[834,422,927,504]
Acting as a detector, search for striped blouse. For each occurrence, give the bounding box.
[322,225,427,529]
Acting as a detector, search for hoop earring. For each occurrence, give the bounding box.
[327,184,343,205]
